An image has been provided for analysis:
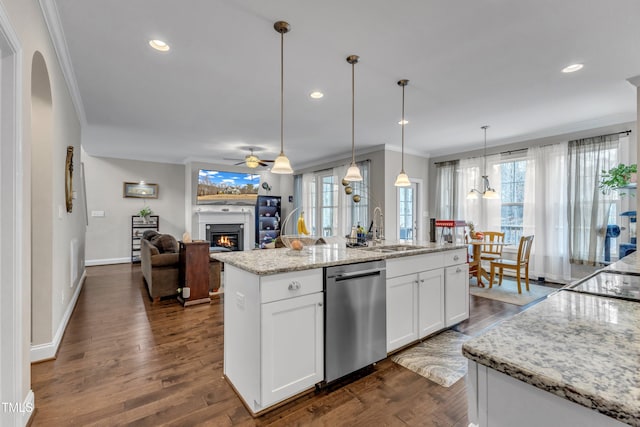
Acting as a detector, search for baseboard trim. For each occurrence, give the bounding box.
[30,270,87,362]
[85,257,130,266]
[22,389,35,425]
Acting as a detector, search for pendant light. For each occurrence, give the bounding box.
[394,79,411,187]
[343,55,363,182]
[271,21,294,174]
[467,125,499,199]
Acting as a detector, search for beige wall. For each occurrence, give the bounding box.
[2,0,84,414]
[83,153,186,264]
[384,149,430,241]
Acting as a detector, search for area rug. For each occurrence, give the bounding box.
[469,277,556,306]
[391,330,471,387]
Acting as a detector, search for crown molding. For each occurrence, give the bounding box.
[628,75,640,88]
[39,0,86,125]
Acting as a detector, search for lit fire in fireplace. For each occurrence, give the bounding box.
[217,235,233,247]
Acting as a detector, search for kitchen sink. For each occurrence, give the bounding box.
[360,244,426,253]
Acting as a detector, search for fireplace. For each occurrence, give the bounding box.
[207,223,244,251]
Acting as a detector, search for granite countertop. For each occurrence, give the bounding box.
[463,251,640,426]
[210,241,466,275]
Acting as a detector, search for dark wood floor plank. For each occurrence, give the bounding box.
[31,263,538,426]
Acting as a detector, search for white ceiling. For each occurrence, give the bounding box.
[48,0,640,168]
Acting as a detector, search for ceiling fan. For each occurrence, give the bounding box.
[224,149,275,169]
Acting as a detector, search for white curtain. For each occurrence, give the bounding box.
[334,164,350,238]
[523,142,571,282]
[457,154,501,232]
[568,135,619,264]
[434,161,458,219]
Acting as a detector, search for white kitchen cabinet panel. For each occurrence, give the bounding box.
[386,274,418,352]
[261,291,324,407]
[224,265,324,415]
[417,269,445,338]
[467,360,627,427]
[445,263,469,326]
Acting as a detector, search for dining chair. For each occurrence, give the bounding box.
[480,231,505,261]
[488,235,534,293]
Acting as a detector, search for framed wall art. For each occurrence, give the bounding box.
[123,182,158,199]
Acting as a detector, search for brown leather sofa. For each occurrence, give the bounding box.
[140,231,222,304]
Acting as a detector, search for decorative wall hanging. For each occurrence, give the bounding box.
[123,182,159,198]
[65,146,74,212]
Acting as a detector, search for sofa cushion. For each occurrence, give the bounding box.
[142,230,160,240]
[151,252,179,267]
[150,234,178,253]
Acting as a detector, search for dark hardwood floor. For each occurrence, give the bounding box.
[31,264,548,426]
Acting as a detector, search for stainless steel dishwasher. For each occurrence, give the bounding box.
[324,260,386,383]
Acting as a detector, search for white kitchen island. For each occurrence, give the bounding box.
[212,242,468,416]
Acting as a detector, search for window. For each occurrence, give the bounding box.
[499,160,527,244]
[398,184,416,240]
[320,173,338,237]
[296,161,370,238]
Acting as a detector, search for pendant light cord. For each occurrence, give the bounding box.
[401,83,405,172]
[351,60,355,163]
[280,30,284,156]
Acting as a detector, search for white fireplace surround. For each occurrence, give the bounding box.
[196,207,254,251]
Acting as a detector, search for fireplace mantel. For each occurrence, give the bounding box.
[196,207,254,251]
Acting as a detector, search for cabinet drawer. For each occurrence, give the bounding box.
[443,249,466,267]
[260,268,323,303]
[387,253,443,278]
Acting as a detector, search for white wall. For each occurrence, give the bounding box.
[82,153,186,264]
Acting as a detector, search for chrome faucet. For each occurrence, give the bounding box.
[372,207,385,243]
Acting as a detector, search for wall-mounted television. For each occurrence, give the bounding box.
[197,170,261,205]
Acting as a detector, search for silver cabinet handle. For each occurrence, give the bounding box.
[288,281,301,290]
[456,267,462,273]
[420,279,425,283]
[453,255,460,261]
[318,302,323,307]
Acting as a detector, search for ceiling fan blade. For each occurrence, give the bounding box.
[258,161,269,167]
[260,159,275,163]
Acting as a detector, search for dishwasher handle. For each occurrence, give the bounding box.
[331,268,383,282]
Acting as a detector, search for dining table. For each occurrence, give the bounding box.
[468,240,509,287]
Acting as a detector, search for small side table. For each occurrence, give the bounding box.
[178,241,210,306]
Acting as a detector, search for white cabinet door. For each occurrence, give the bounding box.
[261,292,324,407]
[386,274,418,352]
[445,263,469,326]
[418,268,445,338]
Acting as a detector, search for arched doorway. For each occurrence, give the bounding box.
[30,52,54,349]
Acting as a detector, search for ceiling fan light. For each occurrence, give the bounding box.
[344,163,363,181]
[394,171,411,187]
[271,153,293,174]
[245,155,260,168]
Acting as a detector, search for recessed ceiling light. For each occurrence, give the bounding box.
[149,39,170,52]
[398,119,409,125]
[309,91,324,99]
[562,63,583,73]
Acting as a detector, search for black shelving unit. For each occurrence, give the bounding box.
[255,196,281,248]
[131,215,159,262]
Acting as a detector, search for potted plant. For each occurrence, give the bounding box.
[599,163,637,196]
[139,206,153,223]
